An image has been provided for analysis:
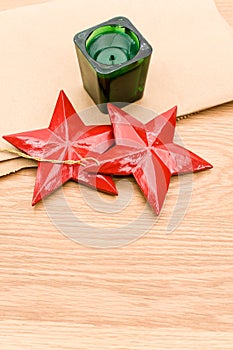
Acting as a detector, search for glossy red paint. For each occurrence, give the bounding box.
[3,91,117,205]
[86,104,213,215]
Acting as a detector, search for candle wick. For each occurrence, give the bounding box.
[109,54,115,64]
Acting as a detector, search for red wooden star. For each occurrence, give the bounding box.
[86,104,213,214]
[3,91,117,205]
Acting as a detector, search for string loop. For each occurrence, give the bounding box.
[0,148,99,166]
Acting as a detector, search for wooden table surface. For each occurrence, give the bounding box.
[0,1,233,349]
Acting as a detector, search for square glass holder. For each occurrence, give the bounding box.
[74,16,153,112]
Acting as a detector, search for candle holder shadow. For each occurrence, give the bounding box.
[74,16,152,113]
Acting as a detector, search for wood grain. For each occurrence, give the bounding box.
[0,1,233,349]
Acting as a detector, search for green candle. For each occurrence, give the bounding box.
[74,17,152,112]
[86,25,140,65]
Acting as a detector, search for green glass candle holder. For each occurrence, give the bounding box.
[74,16,152,112]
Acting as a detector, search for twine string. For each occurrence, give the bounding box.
[0,148,100,166]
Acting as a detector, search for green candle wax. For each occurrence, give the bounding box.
[86,25,140,65]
